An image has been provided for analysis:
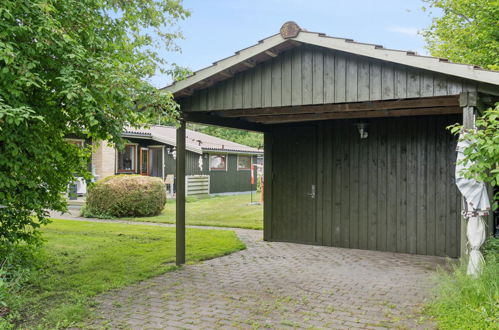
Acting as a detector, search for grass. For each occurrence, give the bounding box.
[425,237,499,330]
[125,193,263,230]
[6,219,245,329]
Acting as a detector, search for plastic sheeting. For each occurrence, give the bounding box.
[466,216,486,276]
[455,134,490,277]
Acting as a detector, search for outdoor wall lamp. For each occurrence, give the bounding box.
[355,122,369,139]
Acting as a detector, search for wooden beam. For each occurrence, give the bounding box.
[180,88,193,96]
[459,105,475,258]
[263,131,273,241]
[242,60,256,68]
[219,70,233,78]
[217,96,460,118]
[246,106,462,124]
[459,91,478,107]
[183,112,268,132]
[176,121,186,266]
[265,50,278,57]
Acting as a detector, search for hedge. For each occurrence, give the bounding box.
[82,175,166,218]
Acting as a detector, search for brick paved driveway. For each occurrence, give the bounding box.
[90,229,445,329]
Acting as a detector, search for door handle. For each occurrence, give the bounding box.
[305,184,316,199]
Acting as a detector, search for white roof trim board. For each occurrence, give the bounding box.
[295,31,499,85]
[163,33,285,94]
[163,22,499,95]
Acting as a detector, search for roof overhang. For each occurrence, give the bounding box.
[122,132,203,154]
[161,33,291,97]
[162,21,499,99]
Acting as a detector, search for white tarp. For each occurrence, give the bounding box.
[455,134,490,276]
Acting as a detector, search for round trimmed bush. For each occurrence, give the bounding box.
[83,175,166,218]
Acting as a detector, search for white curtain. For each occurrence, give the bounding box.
[75,177,87,194]
[455,134,490,276]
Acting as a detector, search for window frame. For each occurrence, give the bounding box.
[66,138,84,148]
[236,155,252,171]
[116,143,138,173]
[139,147,150,176]
[209,153,228,171]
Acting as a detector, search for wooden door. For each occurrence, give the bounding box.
[271,126,318,244]
[149,147,163,178]
[139,148,149,175]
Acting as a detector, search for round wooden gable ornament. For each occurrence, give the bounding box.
[280,21,301,39]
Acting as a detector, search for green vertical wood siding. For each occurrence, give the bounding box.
[268,115,463,258]
[271,126,317,244]
[179,45,477,112]
[164,150,202,176]
[202,154,258,194]
[164,151,258,193]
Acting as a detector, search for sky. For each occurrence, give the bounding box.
[151,0,438,88]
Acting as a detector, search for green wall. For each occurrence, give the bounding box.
[123,137,260,194]
[267,115,469,258]
[200,154,258,194]
[164,150,202,176]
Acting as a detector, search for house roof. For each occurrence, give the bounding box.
[123,126,262,155]
[162,21,499,98]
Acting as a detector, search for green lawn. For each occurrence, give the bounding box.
[10,219,245,328]
[125,193,263,230]
[424,237,499,329]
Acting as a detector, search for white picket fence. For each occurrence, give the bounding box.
[186,175,210,196]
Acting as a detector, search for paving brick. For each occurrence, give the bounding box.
[88,228,444,329]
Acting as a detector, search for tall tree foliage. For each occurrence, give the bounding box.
[422,0,499,70]
[450,105,499,210]
[0,0,189,246]
[189,124,263,149]
[423,0,499,208]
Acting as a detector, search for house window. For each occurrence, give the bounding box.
[237,155,251,170]
[66,139,84,148]
[210,154,227,171]
[117,144,136,172]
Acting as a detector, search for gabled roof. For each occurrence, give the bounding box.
[162,21,499,98]
[123,126,262,155]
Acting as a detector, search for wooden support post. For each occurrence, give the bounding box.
[459,92,477,258]
[176,120,186,265]
[263,131,273,241]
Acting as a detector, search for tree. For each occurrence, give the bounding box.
[424,1,499,208]
[422,0,499,70]
[0,0,189,247]
[449,104,499,210]
[189,124,264,149]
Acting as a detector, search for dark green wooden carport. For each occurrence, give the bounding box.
[164,22,499,265]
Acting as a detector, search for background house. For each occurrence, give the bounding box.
[91,125,262,195]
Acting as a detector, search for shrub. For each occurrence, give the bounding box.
[482,235,499,261]
[0,244,38,327]
[425,236,499,329]
[83,175,166,218]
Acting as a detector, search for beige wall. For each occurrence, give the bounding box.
[91,141,116,181]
